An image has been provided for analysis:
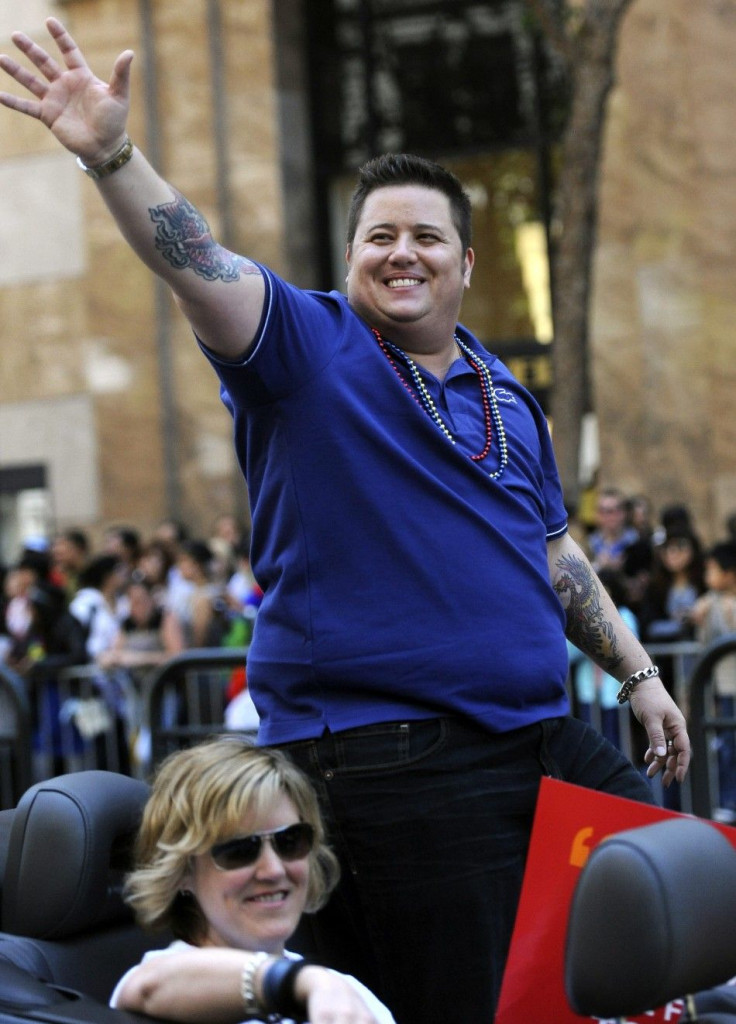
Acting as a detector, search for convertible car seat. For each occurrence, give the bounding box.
[565,816,736,1020]
[0,771,169,1005]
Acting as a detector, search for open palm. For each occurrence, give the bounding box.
[0,17,132,163]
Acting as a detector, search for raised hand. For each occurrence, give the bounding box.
[0,16,133,164]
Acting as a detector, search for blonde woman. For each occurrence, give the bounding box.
[111,737,394,1024]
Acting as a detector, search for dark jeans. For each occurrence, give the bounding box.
[281,714,653,1024]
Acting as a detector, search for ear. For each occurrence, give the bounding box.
[180,861,195,893]
[463,247,475,288]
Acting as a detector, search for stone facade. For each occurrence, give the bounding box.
[0,0,282,545]
[593,0,736,539]
[0,0,733,547]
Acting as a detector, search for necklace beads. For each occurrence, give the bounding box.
[371,328,508,480]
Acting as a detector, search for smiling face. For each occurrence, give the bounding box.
[345,184,474,356]
[183,793,310,955]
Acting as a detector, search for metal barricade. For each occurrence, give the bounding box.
[31,663,139,780]
[17,637,731,820]
[644,640,704,711]
[0,664,32,810]
[567,640,704,813]
[687,633,736,821]
[644,640,705,815]
[145,642,711,795]
[142,647,252,772]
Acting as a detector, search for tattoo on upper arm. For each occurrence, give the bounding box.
[552,553,624,672]
[149,189,260,282]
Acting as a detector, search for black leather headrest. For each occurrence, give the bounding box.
[1,772,149,940]
[565,817,736,1019]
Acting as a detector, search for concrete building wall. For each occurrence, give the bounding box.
[592,0,736,538]
[0,0,283,542]
[0,0,733,546]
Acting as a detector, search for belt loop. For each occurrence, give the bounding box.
[538,719,561,779]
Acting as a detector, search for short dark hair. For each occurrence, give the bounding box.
[78,554,121,591]
[346,153,473,252]
[706,541,736,574]
[65,528,89,550]
[17,549,51,580]
[181,539,213,569]
[107,526,141,557]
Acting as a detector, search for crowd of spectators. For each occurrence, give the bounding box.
[575,491,736,645]
[573,491,736,816]
[0,515,263,774]
[2,497,736,808]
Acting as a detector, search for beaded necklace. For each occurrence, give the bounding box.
[371,328,508,480]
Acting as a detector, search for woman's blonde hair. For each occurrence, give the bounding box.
[124,736,340,943]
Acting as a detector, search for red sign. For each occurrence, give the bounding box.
[495,778,736,1024]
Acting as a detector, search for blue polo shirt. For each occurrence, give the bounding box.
[202,266,570,742]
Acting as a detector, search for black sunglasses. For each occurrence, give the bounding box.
[210,823,315,870]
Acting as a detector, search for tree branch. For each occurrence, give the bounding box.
[541,0,638,507]
[522,0,574,66]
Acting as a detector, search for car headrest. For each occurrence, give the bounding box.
[1,772,149,940]
[565,817,736,1019]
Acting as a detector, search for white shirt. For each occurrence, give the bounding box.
[70,588,120,660]
[109,940,396,1024]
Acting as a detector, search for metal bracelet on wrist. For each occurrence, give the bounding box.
[76,135,134,179]
[616,665,660,705]
[240,952,270,1016]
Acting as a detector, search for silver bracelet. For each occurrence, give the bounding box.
[616,665,660,705]
[76,135,134,179]
[240,952,270,1016]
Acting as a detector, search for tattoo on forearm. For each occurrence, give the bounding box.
[149,189,259,282]
[553,554,624,673]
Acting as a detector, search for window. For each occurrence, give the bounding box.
[0,465,52,565]
[305,0,568,406]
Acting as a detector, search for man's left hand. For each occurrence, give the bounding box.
[631,677,691,786]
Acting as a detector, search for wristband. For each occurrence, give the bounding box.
[261,957,310,1021]
[616,665,660,705]
[240,952,270,1016]
[76,136,134,179]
